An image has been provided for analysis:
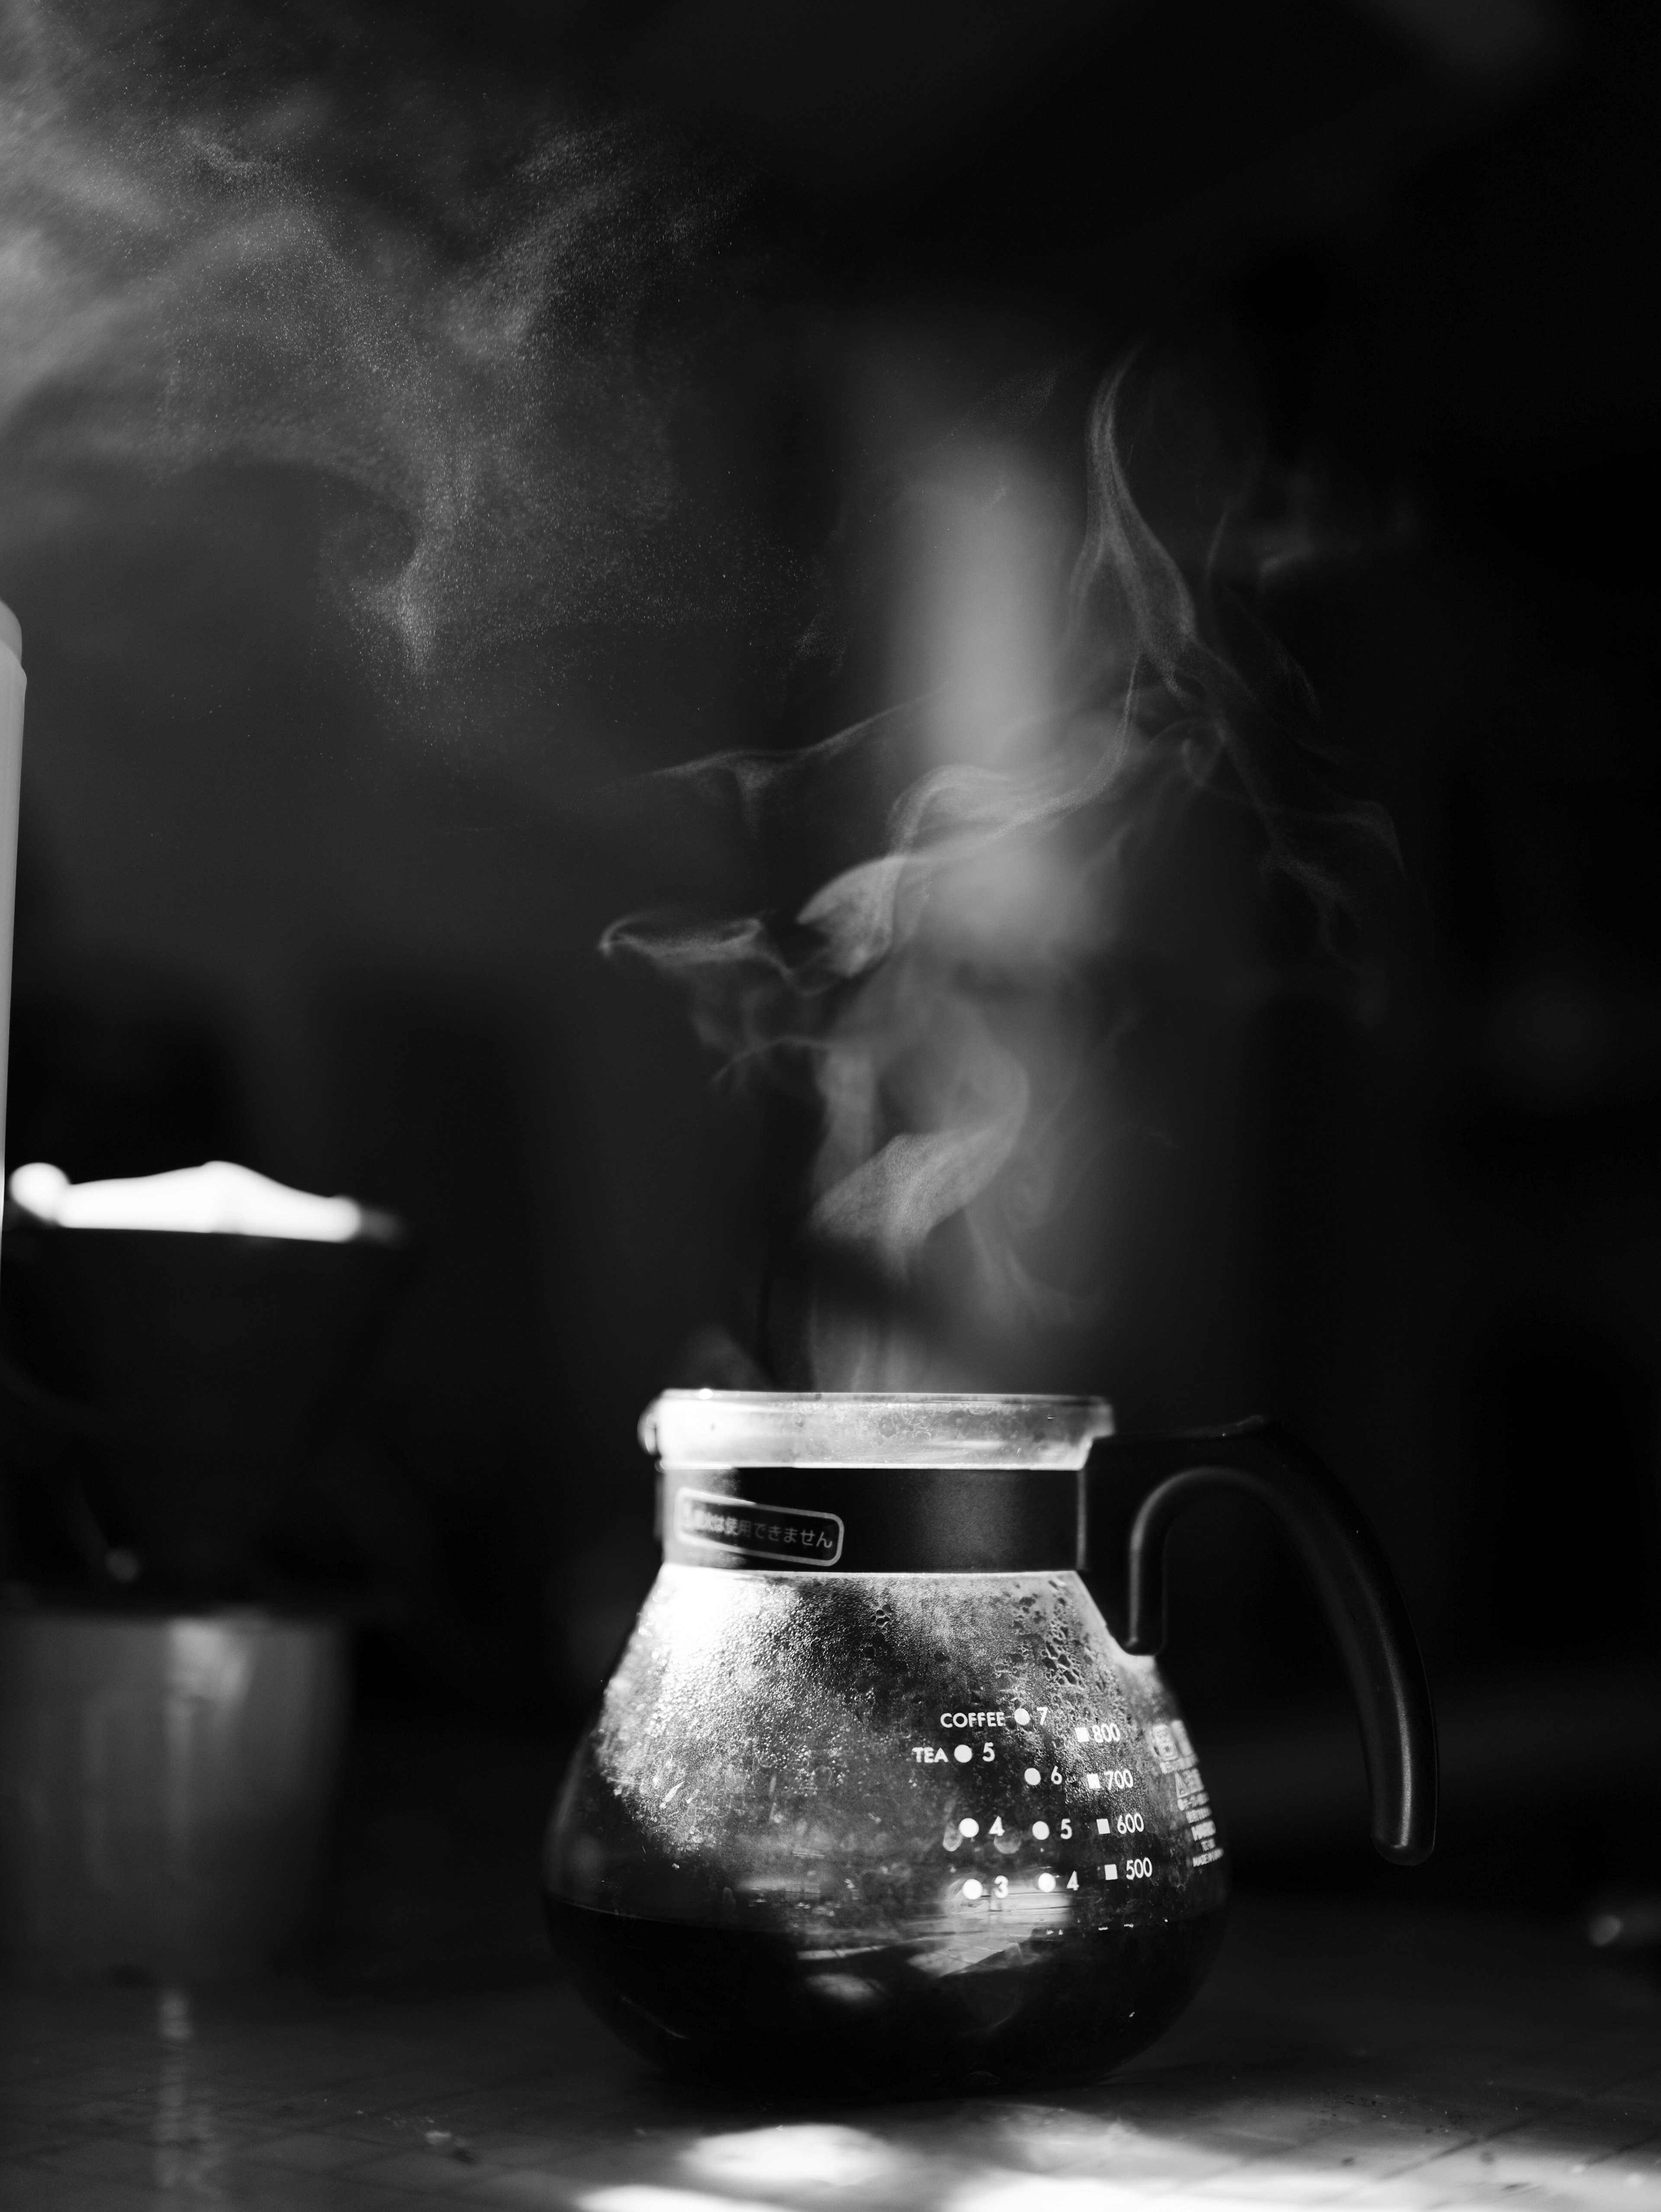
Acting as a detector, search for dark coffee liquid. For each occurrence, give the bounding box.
[546,1897,1225,2098]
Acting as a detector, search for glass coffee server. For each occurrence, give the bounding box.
[545,1392,1435,2096]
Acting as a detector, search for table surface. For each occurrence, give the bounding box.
[3,1890,1659,2212]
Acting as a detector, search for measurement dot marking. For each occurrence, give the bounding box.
[1013,1707,1031,1725]
[1023,1767,1041,1786]
[953,1745,973,1764]
[1037,1872,1057,1892]
[959,1818,979,1838]
[962,1879,984,1901]
[1074,1725,1090,1742]
[1085,1772,1100,1789]
[1032,1820,1051,1840]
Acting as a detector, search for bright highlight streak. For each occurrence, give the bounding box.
[580,2192,793,2212]
[8,1159,394,1242]
[684,2126,904,2191]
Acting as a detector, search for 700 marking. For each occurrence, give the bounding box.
[1046,1762,1135,1786]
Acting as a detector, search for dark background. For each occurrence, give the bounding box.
[1,0,1658,1913]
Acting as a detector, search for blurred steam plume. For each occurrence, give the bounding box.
[0,0,786,671]
[608,345,1399,1389]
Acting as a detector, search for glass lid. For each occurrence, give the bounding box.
[641,1390,1113,1470]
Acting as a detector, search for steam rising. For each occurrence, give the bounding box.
[607,358,1398,1388]
[0,0,781,666]
[0,6,1397,1384]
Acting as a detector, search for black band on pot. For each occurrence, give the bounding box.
[657,1464,1085,1574]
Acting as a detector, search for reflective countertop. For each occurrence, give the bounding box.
[2,1709,1658,2211]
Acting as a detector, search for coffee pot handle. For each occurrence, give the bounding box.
[1085,1416,1437,1866]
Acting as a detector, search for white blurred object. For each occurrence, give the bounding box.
[8,1158,395,1242]
[0,600,24,1269]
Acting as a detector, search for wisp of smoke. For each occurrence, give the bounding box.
[0,0,786,669]
[606,352,1399,1389]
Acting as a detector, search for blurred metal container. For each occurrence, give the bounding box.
[0,1606,348,1979]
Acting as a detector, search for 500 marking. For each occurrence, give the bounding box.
[1124,1855,1154,1879]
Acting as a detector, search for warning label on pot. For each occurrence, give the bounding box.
[674,1489,845,1567]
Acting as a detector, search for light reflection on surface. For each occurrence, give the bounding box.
[152,1985,230,2200]
[949,2145,1661,2208]
[581,2190,796,2212]
[685,2124,907,2190]
[567,2110,1661,2212]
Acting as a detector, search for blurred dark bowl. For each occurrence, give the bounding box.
[3,1223,414,1597]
